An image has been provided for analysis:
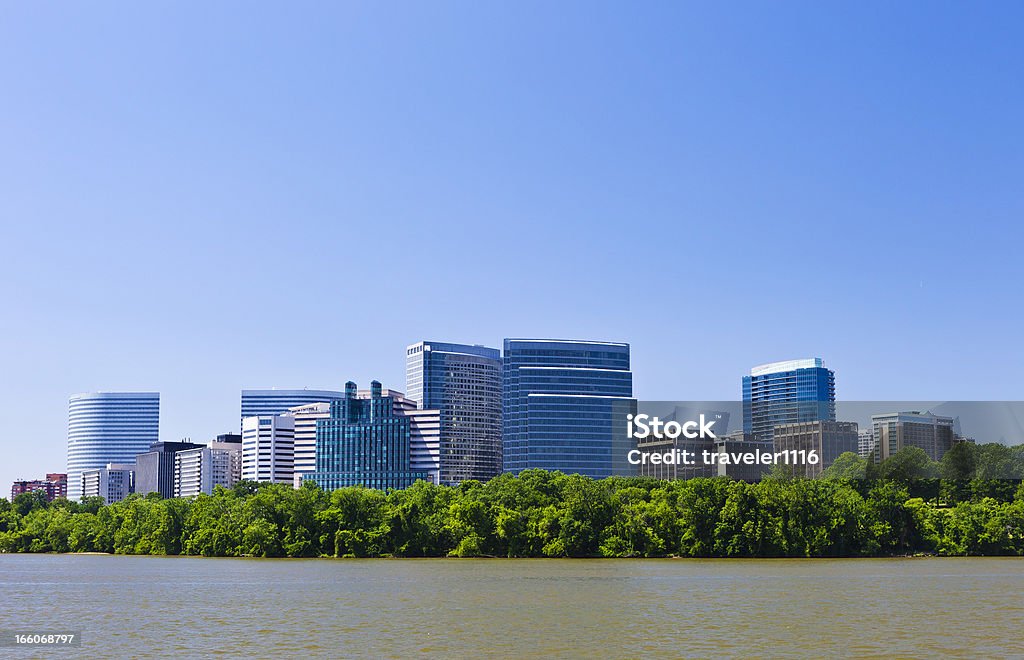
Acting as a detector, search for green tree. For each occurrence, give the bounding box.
[879,447,937,481]
[822,452,868,480]
[12,490,50,517]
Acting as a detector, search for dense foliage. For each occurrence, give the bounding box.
[3,445,1024,558]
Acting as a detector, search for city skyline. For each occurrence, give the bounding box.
[8,342,1024,492]
[3,2,1023,495]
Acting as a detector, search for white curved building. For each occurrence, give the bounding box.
[67,392,160,501]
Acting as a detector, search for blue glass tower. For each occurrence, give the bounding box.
[502,339,634,478]
[406,341,502,484]
[308,381,429,491]
[742,358,836,442]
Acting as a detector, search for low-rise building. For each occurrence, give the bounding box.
[80,463,135,503]
[11,473,68,502]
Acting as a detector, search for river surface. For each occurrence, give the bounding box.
[1,555,1023,658]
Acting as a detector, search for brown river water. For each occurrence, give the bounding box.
[1,555,1023,658]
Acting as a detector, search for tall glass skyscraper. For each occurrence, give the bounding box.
[67,392,160,501]
[742,358,836,442]
[406,341,502,484]
[502,339,634,479]
[240,389,344,429]
[307,381,431,491]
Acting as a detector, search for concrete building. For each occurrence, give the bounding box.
[635,435,714,480]
[871,411,957,462]
[242,415,295,484]
[67,392,159,501]
[282,402,331,488]
[80,463,135,504]
[858,428,875,459]
[742,359,835,443]
[633,408,730,480]
[714,433,775,482]
[773,420,859,478]
[407,408,441,485]
[134,441,204,498]
[10,474,68,502]
[406,341,502,484]
[174,434,243,497]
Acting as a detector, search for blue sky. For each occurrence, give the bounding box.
[2,2,1022,490]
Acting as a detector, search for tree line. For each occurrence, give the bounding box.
[2,442,1023,559]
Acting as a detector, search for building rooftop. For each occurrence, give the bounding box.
[750,358,825,376]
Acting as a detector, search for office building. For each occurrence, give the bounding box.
[80,463,135,504]
[773,420,859,478]
[406,341,502,484]
[67,392,160,501]
[634,407,732,480]
[635,434,714,480]
[134,441,204,498]
[871,411,957,462]
[240,389,344,429]
[242,415,295,484]
[10,474,68,502]
[174,435,243,497]
[858,428,875,458]
[282,402,331,488]
[742,359,835,443]
[503,339,635,479]
[306,381,434,491]
[406,408,441,485]
[714,434,775,482]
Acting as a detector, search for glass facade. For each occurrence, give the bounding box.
[308,381,429,491]
[502,339,634,479]
[240,389,344,429]
[742,358,836,442]
[406,341,502,484]
[67,392,159,501]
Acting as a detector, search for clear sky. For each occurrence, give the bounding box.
[2,2,1022,491]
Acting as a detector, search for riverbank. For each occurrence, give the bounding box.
[4,471,1024,558]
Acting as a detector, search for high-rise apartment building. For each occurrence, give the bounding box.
[871,411,957,462]
[80,463,135,504]
[241,415,295,484]
[10,474,67,502]
[240,389,343,429]
[306,381,436,491]
[742,359,835,443]
[406,341,502,484]
[174,434,243,497]
[858,428,875,458]
[67,392,160,501]
[502,339,635,479]
[282,402,332,488]
[135,441,204,498]
[773,420,859,478]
